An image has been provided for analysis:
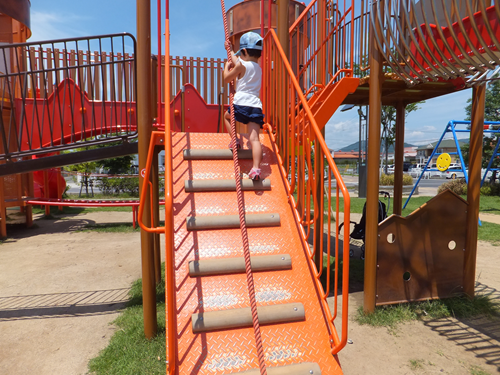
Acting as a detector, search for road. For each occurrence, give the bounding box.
[415,178,449,189]
[64,175,450,197]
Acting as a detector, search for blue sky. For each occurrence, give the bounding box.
[30,0,472,150]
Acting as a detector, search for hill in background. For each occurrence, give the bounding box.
[338,141,416,153]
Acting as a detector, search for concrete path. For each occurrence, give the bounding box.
[480,213,500,225]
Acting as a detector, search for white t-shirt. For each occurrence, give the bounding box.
[234,59,262,109]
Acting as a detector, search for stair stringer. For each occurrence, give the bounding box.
[311,77,359,130]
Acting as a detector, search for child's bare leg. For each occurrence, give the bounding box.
[224,110,232,135]
[248,122,262,169]
[224,110,240,148]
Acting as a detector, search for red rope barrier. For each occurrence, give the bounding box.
[220,1,267,374]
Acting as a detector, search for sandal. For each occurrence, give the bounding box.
[248,167,261,181]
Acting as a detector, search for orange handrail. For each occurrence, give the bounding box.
[263,28,351,355]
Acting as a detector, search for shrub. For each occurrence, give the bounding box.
[121,177,140,196]
[438,179,467,196]
[94,177,164,198]
[481,185,492,196]
[480,182,500,196]
[439,180,500,196]
[380,173,413,186]
[95,177,140,197]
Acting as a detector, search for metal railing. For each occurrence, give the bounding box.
[263,29,351,355]
[289,0,355,91]
[167,56,228,106]
[368,0,500,86]
[0,33,137,160]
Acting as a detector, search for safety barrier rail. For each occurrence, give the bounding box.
[166,56,229,106]
[368,0,500,86]
[289,0,355,90]
[263,29,351,355]
[0,33,137,160]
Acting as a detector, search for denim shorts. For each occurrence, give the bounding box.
[227,105,265,128]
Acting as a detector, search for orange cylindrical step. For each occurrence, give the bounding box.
[186,213,280,230]
[189,254,292,276]
[183,149,253,160]
[192,303,305,333]
[184,178,271,192]
[236,362,322,375]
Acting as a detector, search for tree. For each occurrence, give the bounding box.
[380,102,424,173]
[351,58,424,172]
[65,141,134,175]
[462,80,500,182]
[63,140,135,196]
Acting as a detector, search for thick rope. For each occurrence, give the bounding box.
[220,2,267,374]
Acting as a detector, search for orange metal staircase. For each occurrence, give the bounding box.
[301,76,360,130]
[167,131,343,374]
[138,4,353,374]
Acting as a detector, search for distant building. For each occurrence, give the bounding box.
[383,146,417,161]
[415,139,468,163]
[329,148,358,160]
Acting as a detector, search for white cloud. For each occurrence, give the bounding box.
[30,11,89,42]
[326,120,355,132]
[324,119,360,150]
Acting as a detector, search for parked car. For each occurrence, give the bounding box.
[428,163,444,178]
[445,166,467,179]
[482,168,493,180]
[410,163,426,171]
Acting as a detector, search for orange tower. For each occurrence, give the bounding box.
[0,0,33,236]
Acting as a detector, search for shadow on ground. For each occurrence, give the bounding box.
[423,282,500,372]
[4,216,97,241]
[306,226,366,294]
[0,288,131,321]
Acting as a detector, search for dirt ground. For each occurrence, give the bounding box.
[0,210,499,375]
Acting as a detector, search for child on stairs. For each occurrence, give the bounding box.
[223,31,264,181]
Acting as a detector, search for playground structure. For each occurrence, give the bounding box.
[405,120,500,208]
[0,0,499,374]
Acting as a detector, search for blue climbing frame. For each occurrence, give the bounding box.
[403,120,500,209]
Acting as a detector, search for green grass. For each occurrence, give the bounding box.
[77,221,165,233]
[478,196,500,215]
[355,295,500,332]
[469,365,491,375]
[65,192,142,200]
[320,255,365,291]
[408,359,424,370]
[322,196,434,216]
[77,223,141,233]
[478,221,500,245]
[88,266,166,375]
[32,205,134,215]
[324,195,500,216]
